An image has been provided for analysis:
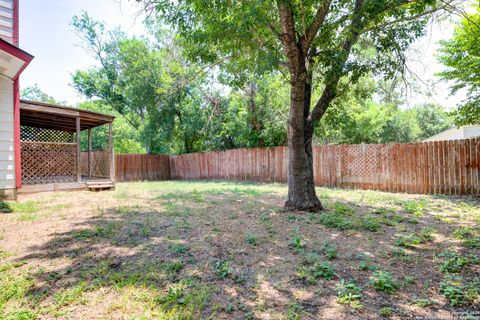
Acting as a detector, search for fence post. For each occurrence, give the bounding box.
[76,117,81,183]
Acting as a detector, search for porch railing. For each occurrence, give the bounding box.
[21,141,77,185]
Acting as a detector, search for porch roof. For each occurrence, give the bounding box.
[20,100,115,132]
[0,38,34,80]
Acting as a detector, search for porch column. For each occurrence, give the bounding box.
[76,117,81,182]
[88,128,92,178]
[108,122,115,182]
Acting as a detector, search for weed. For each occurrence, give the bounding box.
[53,282,88,307]
[213,261,232,279]
[164,260,184,273]
[379,306,395,317]
[0,201,13,213]
[333,202,354,215]
[289,236,306,251]
[402,275,416,286]
[464,237,480,249]
[370,270,398,294]
[9,201,40,213]
[317,212,354,230]
[336,279,362,309]
[244,233,257,246]
[412,298,432,308]
[439,251,478,273]
[169,244,188,255]
[440,276,472,306]
[297,260,336,283]
[403,199,427,217]
[419,227,435,242]
[453,226,475,239]
[286,301,305,320]
[3,309,37,320]
[16,214,39,221]
[321,242,337,260]
[452,226,480,249]
[358,258,377,271]
[0,266,34,311]
[191,189,205,202]
[73,223,118,240]
[362,215,381,232]
[233,273,246,284]
[155,280,212,316]
[287,215,298,222]
[395,228,434,248]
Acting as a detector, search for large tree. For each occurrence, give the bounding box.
[140,0,459,211]
[437,5,480,125]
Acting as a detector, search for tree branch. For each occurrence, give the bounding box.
[309,0,365,123]
[301,0,333,50]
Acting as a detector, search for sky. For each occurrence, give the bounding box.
[20,0,147,104]
[19,0,466,108]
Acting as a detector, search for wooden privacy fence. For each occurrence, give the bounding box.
[115,154,170,182]
[169,139,480,195]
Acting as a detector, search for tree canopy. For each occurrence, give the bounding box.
[437,5,480,125]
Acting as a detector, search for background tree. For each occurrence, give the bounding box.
[21,84,62,104]
[141,0,460,211]
[437,5,480,125]
[78,100,145,154]
[71,13,198,154]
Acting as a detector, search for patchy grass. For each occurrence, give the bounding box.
[0,180,479,319]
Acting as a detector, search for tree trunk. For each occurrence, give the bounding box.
[285,69,323,212]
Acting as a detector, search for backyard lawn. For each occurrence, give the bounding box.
[0,181,479,319]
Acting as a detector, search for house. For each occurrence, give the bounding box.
[0,0,32,200]
[1,1,115,200]
[423,125,480,142]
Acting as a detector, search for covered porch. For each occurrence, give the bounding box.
[18,100,115,193]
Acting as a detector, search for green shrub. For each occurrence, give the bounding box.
[370,270,398,294]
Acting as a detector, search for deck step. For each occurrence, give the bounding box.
[85,180,115,191]
[87,184,115,191]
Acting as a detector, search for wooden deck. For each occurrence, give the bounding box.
[18,178,114,194]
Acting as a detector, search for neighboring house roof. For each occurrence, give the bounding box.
[423,125,480,142]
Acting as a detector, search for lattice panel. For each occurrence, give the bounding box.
[21,142,77,185]
[81,151,111,178]
[342,145,390,184]
[91,151,110,178]
[21,126,73,143]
